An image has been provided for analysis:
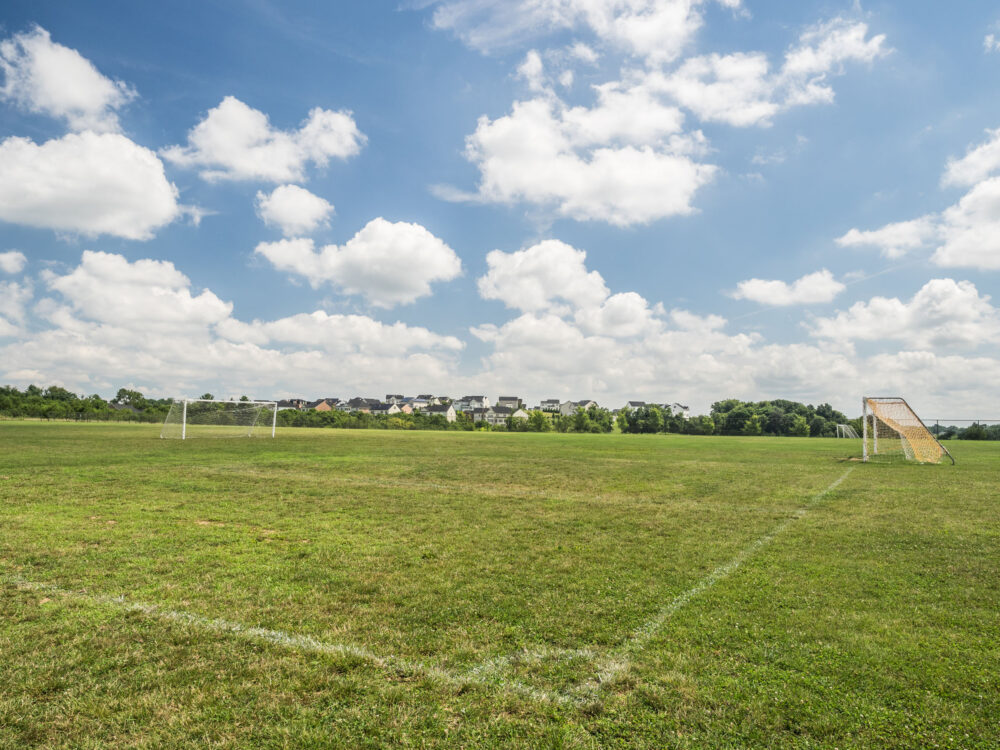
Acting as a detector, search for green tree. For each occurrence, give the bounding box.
[788,414,810,437]
[961,423,987,440]
[200,393,214,400]
[742,413,763,435]
[722,405,752,434]
[527,410,551,432]
[114,388,148,409]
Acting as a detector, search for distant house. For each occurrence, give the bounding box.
[369,403,401,416]
[276,398,307,410]
[407,398,430,411]
[539,399,561,412]
[624,400,646,410]
[497,396,523,410]
[385,394,405,404]
[671,403,691,418]
[340,397,380,413]
[454,395,490,412]
[417,394,441,405]
[471,406,528,426]
[425,404,456,422]
[559,399,597,416]
[305,399,333,412]
[397,403,413,414]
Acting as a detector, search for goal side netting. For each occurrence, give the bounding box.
[862,397,953,464]
[160,399,277,439]
[836,424,860,439]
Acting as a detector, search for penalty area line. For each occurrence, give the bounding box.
[567,467,854,701]
[1,575,575,706]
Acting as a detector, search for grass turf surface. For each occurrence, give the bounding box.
[0,423,997,748]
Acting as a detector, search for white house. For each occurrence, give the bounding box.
[424,404,456,422]
[455,395,490,412]
[496,396,523,410]
[559,399,597,416]
[670,402,691,417]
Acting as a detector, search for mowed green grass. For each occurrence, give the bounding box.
[0,423,997,748]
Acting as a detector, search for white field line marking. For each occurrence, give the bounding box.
[567,467,854,701]
[2,575,575,706]
[2,468,852,709]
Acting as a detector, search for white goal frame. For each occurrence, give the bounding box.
[161,398,277,439]
[836,423,859,439]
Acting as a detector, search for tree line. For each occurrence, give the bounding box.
[1,385,997,439]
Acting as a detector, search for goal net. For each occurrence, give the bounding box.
[160,399,277,439]
[862,397,953,464]
[836,424,860,439]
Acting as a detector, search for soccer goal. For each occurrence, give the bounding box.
[862,396,954,464]
[160,399,277,439]
[836,423,860,439]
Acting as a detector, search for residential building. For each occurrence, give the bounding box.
[276,398,307,410]
[539,399,561,412]
[385,394,405,404]
[496,396,523,410]
[369,403,401,416]
[471,405,529,426]
[340,396,380,413]
[424,404,456,422]
[454,395,490,412]
[305,399,333,412]
[559,399,598,416]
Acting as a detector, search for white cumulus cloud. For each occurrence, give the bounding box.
[835,216,938,259]
[162,96,366,182]
[255,184,334,236]
[942,127,1000,188]
[809,279,1000,349]
[46,250,233,332]
[0,25,135,132]
[0,251,27,274]
[455,95,714,225]
[478,239,608,312]
[0,132,184,240]
[0,251,463,399]
[837,126,1000,271]
[732,269,845,306]
[431,0,740,63]
[0,279,32,335]
[255,218,462,307]
[933,177,1000,270]
[646,19,888,127]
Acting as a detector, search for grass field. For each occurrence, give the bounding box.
[1,423,998,748]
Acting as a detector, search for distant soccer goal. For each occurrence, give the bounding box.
[160,399,277,439]
[862,396,954,464]
[836,424,860,439]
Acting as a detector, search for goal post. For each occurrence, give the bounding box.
[861,396,954,464]
[160,399,277,439]
[836,423,860,439]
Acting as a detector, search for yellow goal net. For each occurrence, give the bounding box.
[862,396,954,464]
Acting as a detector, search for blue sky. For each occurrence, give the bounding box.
[0,0,998,415]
